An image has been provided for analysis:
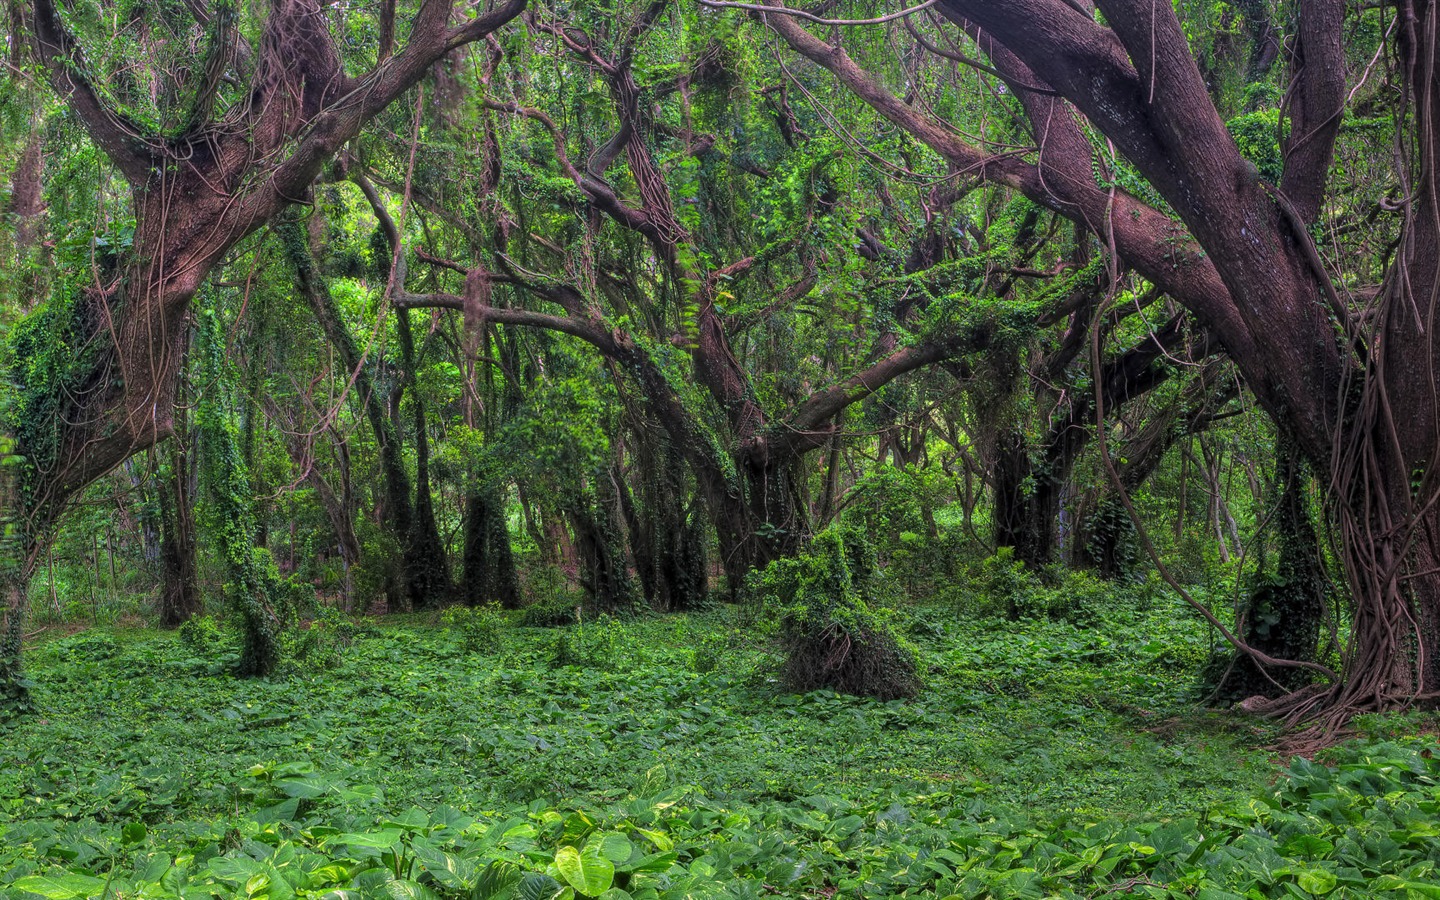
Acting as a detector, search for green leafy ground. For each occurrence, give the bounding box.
[2,604,1439,899]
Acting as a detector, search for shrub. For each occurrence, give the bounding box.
[977,547,1033,619]
[691,630,729,674]
[750,528,921,701]
[520,593,581,628]
[177,615,226,657]
[442,603,507,654]
[519,564,585,627]
[288,605,360,667]
[550,614,623,669]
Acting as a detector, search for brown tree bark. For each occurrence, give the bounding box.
[157,404,200,628]
[2,0,524,702]
[761,0,1437,726]
[461,482,522,609]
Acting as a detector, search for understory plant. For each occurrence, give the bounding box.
[751,527,920,700]
[442,603,507,654]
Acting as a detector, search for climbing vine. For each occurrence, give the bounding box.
[194,304,289,677]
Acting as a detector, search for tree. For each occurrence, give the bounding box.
[2,0,524,701]
[756,0,1422,727]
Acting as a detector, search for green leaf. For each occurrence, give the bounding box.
[472,860,524,900]
[382,880,443,900]
[516,872,565,900]
[10,873,108,900]
[1296,870,1337,896]
[555,843,614,897]
[596,834,633,866]
[625,852,677,875]
[413,843,474,890]
[332,830,405,850]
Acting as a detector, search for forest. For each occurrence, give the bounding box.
[5,0,1440,897]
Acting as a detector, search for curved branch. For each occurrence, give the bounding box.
[30,0,158,184]
[699,0,939,26]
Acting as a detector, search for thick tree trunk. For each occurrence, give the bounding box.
[0,453,35,715]
[395,309,451,609]
[157,427,201,628]
[568,478,637,612]
[461,482,521,609]
[635,442,709,612]
[7,126,45,254]
[991,430,1059,569]
[738,453,809,570]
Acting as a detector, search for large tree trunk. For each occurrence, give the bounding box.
[991,429,1062,569]
[396,310,452,609]
[624,435,709,612]
[461,481,521,609]
[157,416,201,629]
[568,476,637,613]
[0,454,36,715]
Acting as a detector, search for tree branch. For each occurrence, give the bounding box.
[30,0,158,184]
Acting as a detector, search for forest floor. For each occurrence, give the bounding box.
[2,600,1439,898]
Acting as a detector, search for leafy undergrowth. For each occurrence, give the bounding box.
[0,602,1437,898]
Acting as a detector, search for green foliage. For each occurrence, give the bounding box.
[195,308,288,677]
[520,596,580,629]
[979,546,1033,619]
[2,290,97,507]
[519,567,585,628]
[177,614,227,657]
[689,630,729,675]
[976,549,1159,626]
[4,616,1440,899]
[286,606,361,669]
[549,614,624,670]
[1227,108,1285,183]
[442,603,507,655]
[750,528,921,700]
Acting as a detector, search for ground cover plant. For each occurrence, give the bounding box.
[1,604,1438,899]
[12,1,1440,898]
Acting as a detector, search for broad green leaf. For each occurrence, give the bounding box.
[1297,870,1336,896]
[472,860,524,900]
[382,880,443,900]
[595,834,633,866]
[331,830,404,850]
[626,852,677,874]
[516,872,565,900]
[10,873,108,900]
[555,844,615,897]
[412,844,473,890]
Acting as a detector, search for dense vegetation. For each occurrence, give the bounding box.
[7,0,1440,896]
[5,604,1440,899]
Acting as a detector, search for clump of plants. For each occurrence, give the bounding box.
[519,564,586,627]
[442,603,507,654]
[288,605,360,667]
[177,614,227,657]
[690,630,729,674]
[973,548,1153,626]
[750,528,920,701]
[550,613,624,669]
